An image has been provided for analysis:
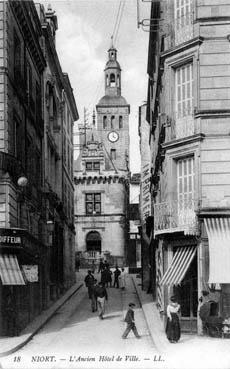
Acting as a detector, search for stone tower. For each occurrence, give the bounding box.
[74,42,130,266]
[96,42,130,173]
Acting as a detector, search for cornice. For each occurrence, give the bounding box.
[10,1,46,73]
[161,36,204,61]
[74,175,129,186]
[162,133,205,150]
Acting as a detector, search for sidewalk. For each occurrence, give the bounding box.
[132,274,230,369]
[132,274,169,353]
[0,272,85,358]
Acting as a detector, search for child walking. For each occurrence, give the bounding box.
[122,303,141,339]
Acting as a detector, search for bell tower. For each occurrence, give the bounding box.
[104,39,121,97]
[96,40,130,173]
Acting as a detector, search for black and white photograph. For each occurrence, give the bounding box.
[0,0,230,368]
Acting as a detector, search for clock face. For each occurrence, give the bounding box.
[108,131,119,142]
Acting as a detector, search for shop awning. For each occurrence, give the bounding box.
[0,254,26,285]
[160,246,197,286]
[204,217,230,284]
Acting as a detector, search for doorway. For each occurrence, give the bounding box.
[174,249,198,333]
[86,231,101,257]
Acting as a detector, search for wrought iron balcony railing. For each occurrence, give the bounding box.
[154,198,198,236]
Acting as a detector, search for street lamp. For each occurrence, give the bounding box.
[17,175,28,187]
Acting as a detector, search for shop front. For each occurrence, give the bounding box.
[0,228,47,336]
[159,236,198,333]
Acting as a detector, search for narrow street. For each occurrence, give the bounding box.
[1,273,161,369]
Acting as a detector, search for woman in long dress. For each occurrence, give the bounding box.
[165,296,181,343]
[119,268,126,290]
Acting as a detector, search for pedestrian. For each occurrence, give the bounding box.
[98,259,105,273]
[119,267,126,290]
[113,266,121,288]
[95,282,108,319]
[91,279,98,312]
[75,257,80,272]
[91,259,96,273]
[84,270,95,307]
[165,296,181,343]
[101,268,107,286]
[104,260,109,269]
[122,302,141,339]
[106,267,113,287]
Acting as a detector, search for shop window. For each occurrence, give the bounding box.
[85,193,101,215]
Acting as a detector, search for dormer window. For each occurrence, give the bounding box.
[86,161,100,171]
[110,74,116,87]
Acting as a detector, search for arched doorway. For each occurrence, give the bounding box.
[86,231,101,255]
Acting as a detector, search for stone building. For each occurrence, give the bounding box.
[74,44,130,267]
[146,0,230,334]
[37,4,78,299]
[0,1,78,336]
[128,173,141,271]
[138,103,152,291]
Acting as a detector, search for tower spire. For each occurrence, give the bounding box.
[110,35,114,49]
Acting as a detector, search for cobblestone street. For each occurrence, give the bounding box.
[1,273,160,369]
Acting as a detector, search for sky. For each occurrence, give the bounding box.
[40,0,150,173]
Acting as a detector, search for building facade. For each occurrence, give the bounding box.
[74,45,130,267]
[128,173,141,271]
[146,0,230,334]
[138,103,153,292]
[0,1,78,336]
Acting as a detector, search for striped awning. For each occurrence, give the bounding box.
[204,217,230,284]
[160,246,197,286]
[0,254,26,285]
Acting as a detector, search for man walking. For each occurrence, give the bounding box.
[84,270,95,311]
[95,282,108,319]
[113,266,121,288]
[91,279,98,312]
[122,303,141,339]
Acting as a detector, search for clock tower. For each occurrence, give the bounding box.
[74,42,130,267]
[96,42,130,173]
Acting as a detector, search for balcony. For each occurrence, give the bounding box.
[154,198,198,236]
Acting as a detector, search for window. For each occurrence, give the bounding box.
[103,116,107,129]
[174,0,193,45]
[117,75,120,87]
[14,32,21,79]
[26,62,32,102]
[86,162,100,171]
[175,0,192,29]
[110,73,115,87]
[119,116,123,129]
[36,81,41,121]
[111,116,115,129]
[177,157,195,226]
[175,63,193,119]
[110,149,116,160]
[85,193,101,214]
